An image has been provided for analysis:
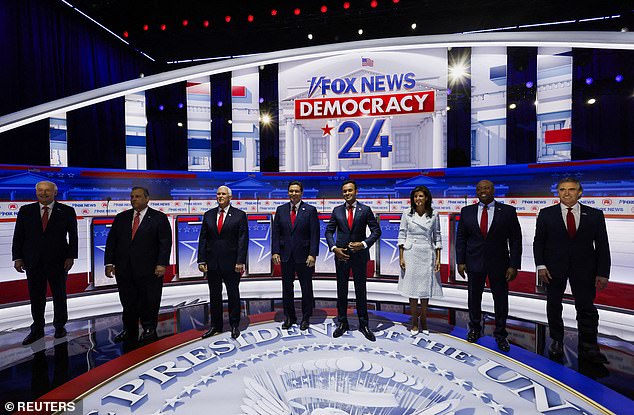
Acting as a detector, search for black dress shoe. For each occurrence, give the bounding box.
[231,326,240,339]
[114,330,134,343]
[201,327,222,339]
[579,348,609,364]
[466,329,481,343]
[22,331,44,346]
[333,322,349,338]
[300,320,310,331]
[139,328,158,342]
[281,318,297,330]
[548,340,564,358]
[54,327,67,339]
[359,325,376,342]
[496,337,510,352]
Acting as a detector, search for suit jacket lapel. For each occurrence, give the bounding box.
[577,204,589,236]
[487,201,502,235]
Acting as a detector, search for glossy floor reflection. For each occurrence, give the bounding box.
[0,302,632,411]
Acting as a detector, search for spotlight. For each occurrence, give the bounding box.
[411,23,417,30]
[615,74,624,82]
[343,2,351,10]
[321,5,328,13]
[449,62,468,82]
[160,24,166,31]
[261,114,272,124]
[509,103,517,109]
[393,0,400,3]
[358,29,364,35]
[587,98,596,105]
[203,20,210,27]
[228,120,233,124]
[446,106,451,111]
[585,77,593,85]
[217,101,223,107]
[139,73,145,78]
[248,15,254,22]
[225,16,231,23]
[177,103,184,109]
[182,19,188,26]
[294,8,301,15]
[370,0,378,8]
[158,105,164,111]
[177,122,183,127]
[308,33,313,40]
[525,81,534,88]
[123,31,129,38]
[447,88,452,95]
[271,9,278,16]
[143,24,149,31]
[259,97,264,104]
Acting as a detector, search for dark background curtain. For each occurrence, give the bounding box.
[572,48,634,160]
[259,64,280,172]
[145,83,188,171]
[447,47,471,168]
[0,0,149,167]
[210,73,233,172]
[506,47,537,164]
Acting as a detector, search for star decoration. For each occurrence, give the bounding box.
[232,359,247,368]
[180,384,199,397]
[214,366,231,376]
[321,123,334,136]
[162,396,182,410]
[197,374,215,386]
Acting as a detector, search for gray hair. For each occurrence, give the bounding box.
[218,185,232,196]
[36,181,58,192]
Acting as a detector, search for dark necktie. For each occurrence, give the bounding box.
[217,209,224,233]
[347,205,354,229]
[566,207,576,238]
[42,206,49,231]
[480,205,488,238]
[291,205,297,226]
[131,211,140,239]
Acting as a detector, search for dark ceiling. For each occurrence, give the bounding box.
[69,0,633,63]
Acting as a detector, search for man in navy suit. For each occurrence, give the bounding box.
[534,177,610,363]
[325,180,381,341]
[12,181,78,345]
[105,187,172,343]
[272,181,320,331]
[456,180,522,352]
[198,185,248,339]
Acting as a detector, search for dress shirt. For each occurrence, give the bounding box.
[477,201,495,231]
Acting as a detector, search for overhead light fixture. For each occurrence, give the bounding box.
[509,103,517,109]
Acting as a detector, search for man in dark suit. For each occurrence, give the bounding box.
[534,177,611,363]
[105,187,172,343]
[272,181,320,331]
[325,179,381,341]
[456,180,522,352]
[12,181,78,345]
[198,185,248,339]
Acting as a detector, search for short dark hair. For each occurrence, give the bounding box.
[556,177,583,192]
[342,179,357,190]
[131,186,149,197]
[288,180,303,192]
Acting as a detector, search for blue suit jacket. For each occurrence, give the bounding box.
[455,201,522,275]
[325,202,381,262]
[198,206,248,272]
[533,203,610,279]
[271,202,320,263]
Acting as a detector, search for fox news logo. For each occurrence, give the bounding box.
[307,72,416,97]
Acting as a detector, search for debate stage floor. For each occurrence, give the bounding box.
[0,303,632,414]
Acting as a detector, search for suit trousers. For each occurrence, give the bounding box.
[335,256,369,326]
[26,266,68,332]
[546,274,599,349]
[115,271,163,333]
[281,260,314,321]
[467,271,509,338]
[207,269,241,329]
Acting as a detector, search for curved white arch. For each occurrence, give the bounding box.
[1,31,633,133]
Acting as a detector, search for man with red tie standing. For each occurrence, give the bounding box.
[325,180,381,341]
[198,186,248,339]
[456,180,522,352]
[12,181,78,345]
[534,177,611,363]
[105,187,172,343]
[272,181,320,331]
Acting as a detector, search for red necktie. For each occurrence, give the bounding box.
[131,211,140,239]
[42,206,49,231]
[217,209,224,233]
[347,205,354,229]
[566,207,576,238]
[291,205,297,226]
[480,205,488,238]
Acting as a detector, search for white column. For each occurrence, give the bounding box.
[285,118,294,172]
[432,111,444,168]
[293,124,301,172]
[328,119,339,171]
[381,117,393,170]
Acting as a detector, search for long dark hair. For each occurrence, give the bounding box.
[409,185,433,217]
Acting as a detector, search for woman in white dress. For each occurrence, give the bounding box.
[398,185,443,335]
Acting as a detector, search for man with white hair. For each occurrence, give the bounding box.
[198,185,248,339]
[12,181,78,345]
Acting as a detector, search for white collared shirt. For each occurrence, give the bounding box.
[217,205,229,227]
[40,201,55,218]
[560,202,580,231]
[132,206,148,229]
[477,201,495,231]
